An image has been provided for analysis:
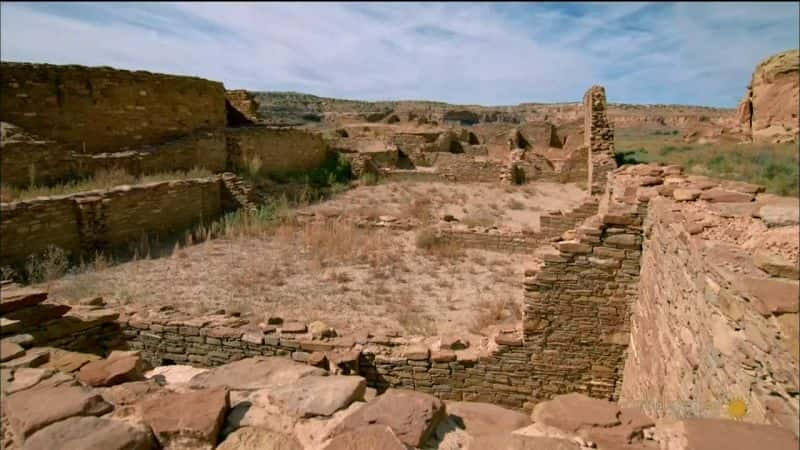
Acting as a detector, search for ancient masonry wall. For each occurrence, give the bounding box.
[225,127,330,176]
[225,90,260,123]
[118,317,539,411]
[0,62,225,153]
[0,177,225,267]
[522,178,646,401]
[620,196,799,435]
[584,86,617,194]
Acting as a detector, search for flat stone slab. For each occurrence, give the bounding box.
[78,354,144,387]
[0,287,47,315]
[4,384,112,441]
[42,349,102,373]
[753,250,800,279]
[654,418,798,450]
[267,375,366,418]
[700,189,754,203]
[323,425,406,450]
[140,386,229,450]
[217,427,303,450]
[333,388,446,447]
[0,348,49,370]
[758,204,800,227]
[0,340,25,362]
[447,401,532,437]
[145,365,208,386]
[470,434,580,449]
[735,277,799,315]
[22,416,154,450]
[531,393,621,433]
[189,356,326,391]
[4,304,71,327]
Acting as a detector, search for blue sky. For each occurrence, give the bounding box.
[1,2,797,107]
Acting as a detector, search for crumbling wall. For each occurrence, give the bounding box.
[0,177,225,266]
[0,62,226,154]
[584,86,617,194]
[225,90,259,124]
[225,127,329,175]
[620,196,799,435]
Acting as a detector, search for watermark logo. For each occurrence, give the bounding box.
[726,397,748,420]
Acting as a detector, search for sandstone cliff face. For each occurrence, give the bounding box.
[738,49,799,143]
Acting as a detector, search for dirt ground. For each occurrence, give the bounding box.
[301,180,588,232]
[46,219,543,339]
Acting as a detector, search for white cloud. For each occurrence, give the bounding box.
[1,2,797,106]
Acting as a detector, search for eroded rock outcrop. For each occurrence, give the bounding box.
[737,49,799,143]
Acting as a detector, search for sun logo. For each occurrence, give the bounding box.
[726,397,748,420]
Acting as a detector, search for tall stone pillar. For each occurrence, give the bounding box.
[584,86,617,195]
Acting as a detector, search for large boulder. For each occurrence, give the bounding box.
[654,418,798,450]
[188,357,325,391]
[4,385,112,442]
[79,354,144,387]
[22,416,154,450]
[323,425,406,450]
[216,427,302,450]
[139,386,229,450]
[446,401,532,437]
[332,388,446,447]
[267,375,366,418]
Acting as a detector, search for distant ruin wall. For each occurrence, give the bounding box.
[1,131,227,188]
[584,86,617,194]
[0,62,226,154]
[225,127,330,175]
[620,196,799,435]
[0,177,225,267]
[225,90,260,123]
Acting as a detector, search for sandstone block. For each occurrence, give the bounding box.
[22,416,154,450]
[0,287,47,315]
[322,425,405,450]
[217,427,302,450]
[0,340,25,362]
[78,354,144,387]
[188,356,326,391]
[140,386,229,450]
[673,188,702,201]
[753,250,799,279]
[267,375,366,418]
[700,189,754,203]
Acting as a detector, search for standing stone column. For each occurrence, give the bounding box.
[584,86,617,195]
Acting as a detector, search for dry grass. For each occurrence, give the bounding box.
[461,209,495,228]
[1,168,212,203]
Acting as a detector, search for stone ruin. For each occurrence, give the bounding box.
[0,61,798,449]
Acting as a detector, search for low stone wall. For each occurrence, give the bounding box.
[620,196,799,435]
[0,62,225,154]
[427,153,505,182]
[0,177,225,267]
[226,126,329,175]
[119,317,537,410]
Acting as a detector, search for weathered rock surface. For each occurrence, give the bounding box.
[145,364,208,385]
[753,249,800,279]
[4,384,112,441]
[739,49,800,143]
[79,354,144,387]
[699,189,754,203]
[189,357,326,391]
[0,287,48,315]
[654,418,799,450]
[531,393,621,433]
[447,401,532,437]
[140,386,229,450]
[333,388,446,447]
[267,375,366,418]
[735,276,799,315]
[0,340,25,362]
[216,427,303,450]
[23,416,154,450]
[41,349,101,373]
[758,204,800,227]
[101,380,162,406]
[323,425,406,450]
[469,434,579,450]
[4,304,71,327]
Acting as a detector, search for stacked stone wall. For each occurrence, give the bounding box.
[584,86,617,194]
[225,90,260,123]
[0,62,225,154]
[620,196,799,435]
[523,174,646,401]
[0,177,225,266]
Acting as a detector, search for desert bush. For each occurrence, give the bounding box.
[461,210,495,228]
[25,245,69,284]
[415,228,464,259]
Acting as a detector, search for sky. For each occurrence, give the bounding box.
[1,2,798,107]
